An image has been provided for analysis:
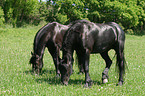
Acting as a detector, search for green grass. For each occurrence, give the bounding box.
[0,26,145,95]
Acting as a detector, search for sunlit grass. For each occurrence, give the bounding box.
[0,26,145,95]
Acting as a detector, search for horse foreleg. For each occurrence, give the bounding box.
[55,56,61,77]
[78,56,85,74]
[101,52,112,84]
[48,47,60,77]
[76,51,84,74]
[84,49,92,88]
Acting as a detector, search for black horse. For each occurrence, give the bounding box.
[29,20,86,76]
[59,20,126,87]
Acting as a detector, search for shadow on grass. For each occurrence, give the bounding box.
[69,79,101,86]
[35,76,61,85]
[24,69,102,86]
[35,75,102,86]
[24,69,56,76]
[35,77,101,86]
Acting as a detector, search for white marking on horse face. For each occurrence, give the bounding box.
[103,79,108,84]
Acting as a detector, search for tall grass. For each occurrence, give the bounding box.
[0,26,145,95]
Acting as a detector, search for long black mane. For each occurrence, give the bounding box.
[33,23,52,52]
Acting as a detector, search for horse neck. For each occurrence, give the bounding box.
[33,44,45,60]
[33,23,54,59]
[62,33,75,61]
[62,48,74,65]
[33,32,48,60]
[33,31,47,59]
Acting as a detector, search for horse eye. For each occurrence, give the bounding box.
[36,60,39,64]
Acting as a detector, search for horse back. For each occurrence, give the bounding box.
[72,21,124,53]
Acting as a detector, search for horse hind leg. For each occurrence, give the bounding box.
[115,43,125,86]
[100,52,112,84]
[84,49,93,87]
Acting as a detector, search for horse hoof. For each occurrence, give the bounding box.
[62,81,68,86]
[102,79,108,84]
[84,81,93,88]
[116,81,123,86]
[77,72,84,75]
[55,74,61,78]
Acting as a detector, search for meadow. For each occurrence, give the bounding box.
[0,25,145,95]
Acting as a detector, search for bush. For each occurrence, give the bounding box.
[0,6,5,27]
[126,29,134,35]
[56,13,68,24]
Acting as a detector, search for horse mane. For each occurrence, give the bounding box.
[62,20,92,51]
[33,22,60,52]
[34,23,51,52]
[33,21,72,54]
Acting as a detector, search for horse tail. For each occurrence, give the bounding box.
[115,23,128,76]
[115,50,127,74]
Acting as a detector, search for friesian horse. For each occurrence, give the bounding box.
[59,20,126,87]
[29,20,86,76]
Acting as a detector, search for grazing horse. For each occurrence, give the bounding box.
[29,22,70,76]
[59,20,126,87]
[29,20,87,76]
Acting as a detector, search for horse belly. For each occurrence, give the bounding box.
[91,39,115,53]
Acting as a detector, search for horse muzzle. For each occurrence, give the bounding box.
[61,75,69,86]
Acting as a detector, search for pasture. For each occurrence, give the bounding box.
[0,26,145,95]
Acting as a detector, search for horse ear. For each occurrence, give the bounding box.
[31,51,34,55]
[59,59,64,65]
[36,54,40,60]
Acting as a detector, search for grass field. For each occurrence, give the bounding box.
[0,26,145,96]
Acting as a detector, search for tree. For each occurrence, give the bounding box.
[86,0,145,31]
[2,0,40,27]
[45,0,145,33]
[1,0,145,34]
[46,0,87,24]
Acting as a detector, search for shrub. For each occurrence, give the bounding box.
[0,6,5,27]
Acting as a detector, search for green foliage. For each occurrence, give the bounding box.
[0,26,145,95]
[126,29,134,35]
[0,6,5,27]
[56,13,68,24]
[39,2,49,21]
[52,0,86,22]
[86,0,145,34]
[1,0,145,34]
[2,0,41,27]
[2,0,13,23]
[104,1,139,28]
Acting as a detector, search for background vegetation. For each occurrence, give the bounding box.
[0,0,145,34]
[0,24,145,95]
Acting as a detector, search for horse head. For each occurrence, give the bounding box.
[59,53,73,85]
[29,52,43,73]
